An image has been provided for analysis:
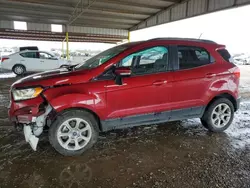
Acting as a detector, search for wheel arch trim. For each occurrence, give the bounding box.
[206,92,238,113]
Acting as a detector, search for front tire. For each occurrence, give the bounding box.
[13,65,25,75]
[49,109,99,156]
[201,98,234,132]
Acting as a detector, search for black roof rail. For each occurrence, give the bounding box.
[148,37,217,44]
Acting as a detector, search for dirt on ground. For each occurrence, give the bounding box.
[0,74,250,188]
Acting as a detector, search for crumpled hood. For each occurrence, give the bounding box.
[12,68,92,89]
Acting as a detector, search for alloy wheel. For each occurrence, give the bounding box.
[57,118,92,151]
[211,103,232,128]
[14,66,24,75]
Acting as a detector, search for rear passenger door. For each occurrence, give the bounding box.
[171,45,217,116]
[19,51,41,71]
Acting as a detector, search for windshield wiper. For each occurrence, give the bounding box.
[60,64,78,71]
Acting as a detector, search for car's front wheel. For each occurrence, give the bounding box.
[201,98,234,132]
[49,109,99,156]
[12,65,26,75]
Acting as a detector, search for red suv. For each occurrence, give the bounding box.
[9,38,240,156]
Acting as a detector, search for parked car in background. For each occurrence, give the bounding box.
[1,50,69,75]
[232,54,250,65]
[19,46,38,52]
[9,38,240,156]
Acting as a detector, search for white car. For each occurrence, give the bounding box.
[1,50,69,75]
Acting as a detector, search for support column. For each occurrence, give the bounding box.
[62,38,65,59]
[66,32,69,60]
[128,31,131,42]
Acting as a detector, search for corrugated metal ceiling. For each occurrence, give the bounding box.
[1,0,250,43]
[0,0,178,29]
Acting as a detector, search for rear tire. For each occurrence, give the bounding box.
[49,109,99,156]
[200,119,209,129]
[13,65,25,75]
[201,98,234,132]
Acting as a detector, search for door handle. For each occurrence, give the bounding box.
[206,73,216,78]
[153,80,167,86]
[40,61,44,62]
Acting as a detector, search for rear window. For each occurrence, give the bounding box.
[20,46,38,51]
[217,49,231,62]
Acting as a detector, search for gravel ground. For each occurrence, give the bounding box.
[0,67,249,188]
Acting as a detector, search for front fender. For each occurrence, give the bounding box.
[48,93,103,118]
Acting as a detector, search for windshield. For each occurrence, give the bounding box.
[75,43,135,70]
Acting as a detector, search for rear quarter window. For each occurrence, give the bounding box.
[217,49,232,62]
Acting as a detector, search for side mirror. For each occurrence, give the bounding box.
[114,67,131,77]
[114,67,131,85]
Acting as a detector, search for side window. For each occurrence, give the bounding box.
[178,46,212,70]
[120,46,168,75]
[39,52,53,59]
[20,52,38,58]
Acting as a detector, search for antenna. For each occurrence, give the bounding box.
[198,33,203,39]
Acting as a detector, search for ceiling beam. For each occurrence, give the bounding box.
[90,0,170,10]
[0,35,120,43]
[0,7,71,17]
[0,12,140,25]
[0,15,68,24]
[71,21,133,29]
[0,0,74,11]
[91,3,160,14]
[68,0,97,25]
[82,9,149,20]
[0,28,126,43]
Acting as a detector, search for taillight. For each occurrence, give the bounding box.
[233,67,240,79]
[1,57,9,62]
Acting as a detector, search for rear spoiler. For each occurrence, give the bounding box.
[215,45,226,51]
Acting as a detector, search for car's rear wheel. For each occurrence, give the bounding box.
[201,98,234,132]
[13,65,25,75]
[49,109,99,156]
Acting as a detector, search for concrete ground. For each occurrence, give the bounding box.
[0,66,250,188]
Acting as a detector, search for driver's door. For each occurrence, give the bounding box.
[39,52,59,70]
[105,46,173,121]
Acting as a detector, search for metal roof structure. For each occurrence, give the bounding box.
[0,0,250,43]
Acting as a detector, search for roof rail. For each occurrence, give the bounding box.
[148,37,217,44]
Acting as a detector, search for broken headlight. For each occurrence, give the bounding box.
[12,87,43,101]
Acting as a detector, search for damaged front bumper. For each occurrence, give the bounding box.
[9,96,52,151]
[23,125,39,151]
[23,104,52,151]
